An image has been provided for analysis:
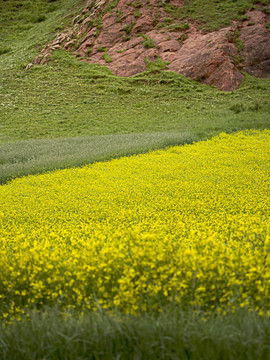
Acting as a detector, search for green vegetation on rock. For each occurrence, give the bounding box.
[159,0,269,32]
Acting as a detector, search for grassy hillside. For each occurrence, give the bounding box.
[0,0,270,183]
[1,50,270,144]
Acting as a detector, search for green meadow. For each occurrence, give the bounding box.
[0,0,270,359]
[1,0,270,184]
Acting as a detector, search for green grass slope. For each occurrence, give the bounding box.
[0,0,270,183]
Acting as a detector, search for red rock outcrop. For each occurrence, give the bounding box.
[26,0,270,91]
[240,10,270,78]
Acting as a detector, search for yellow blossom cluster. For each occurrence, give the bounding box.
[0,130,269,319]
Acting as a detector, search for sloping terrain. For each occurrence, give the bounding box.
[1,0,270,181]
[27,0,270,90]
[0,2,270,357]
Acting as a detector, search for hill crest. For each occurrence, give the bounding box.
[27,0,270,91]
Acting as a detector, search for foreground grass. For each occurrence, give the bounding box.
[0,307,270,360]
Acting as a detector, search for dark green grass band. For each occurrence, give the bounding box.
[0,307,270,360]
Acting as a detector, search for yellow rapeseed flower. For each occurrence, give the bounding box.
[0,130,269,319]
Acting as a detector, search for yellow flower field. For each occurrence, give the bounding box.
[0,130,269,320]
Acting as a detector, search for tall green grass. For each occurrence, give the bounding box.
[0,307,270,360]
[0,131,197,184]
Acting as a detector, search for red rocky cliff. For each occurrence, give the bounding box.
[27,0,270,91]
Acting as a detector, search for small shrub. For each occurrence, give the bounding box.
[101,52,113,63]
[31,14,46,23]
[233,54,244,65]
[152,18,160,27]
[229,103,245,113]
[145,56,168,72]
[266,22,270,31]
[163,17,174,26]
[134,10,142,19]
[235,37,244,51]
[95,18,103,30]
[155,17,175,29]
[117,48,127,53]
[113,87,133,94]
[249,100,261,111]
[195,75,208,83]
[240,15,250,21]
[167,23,190,32]
[115,10,123,23]
[104,0,120,13]
[238,8,247,15]
[86,47,93,56]
[142,35,156,49]
[121,22,135,35]
[97,47,109,52]
[162,4,175,13]
[128,1,142,9]
[0,47,12,55]
[178,34,187,43]
[93,29,101,38]
[154,23,164,30]
[87,17,102,30]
